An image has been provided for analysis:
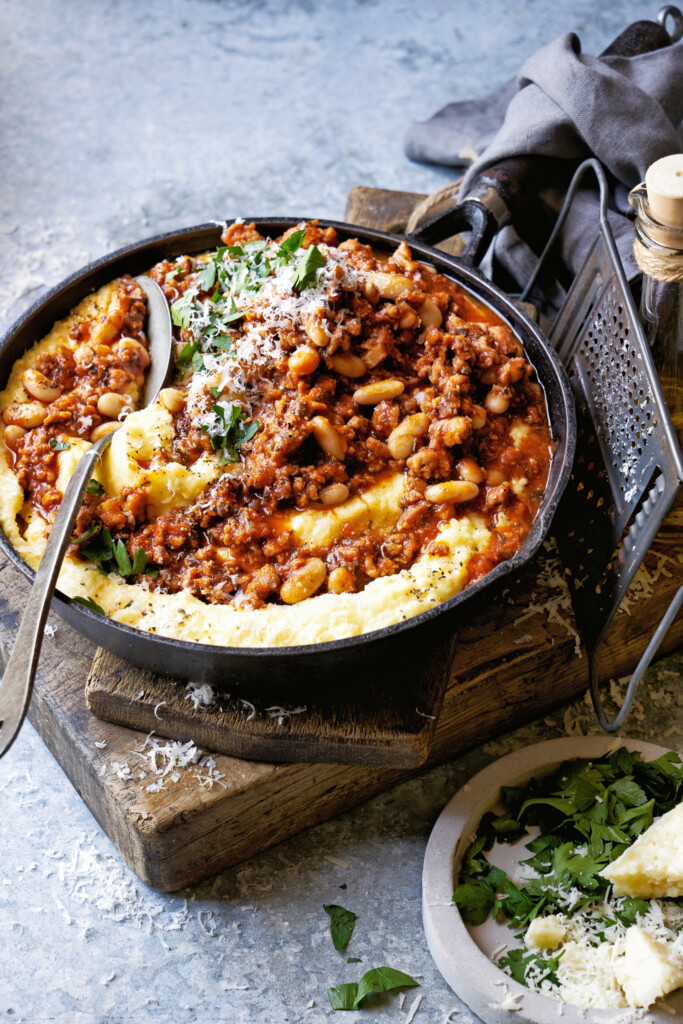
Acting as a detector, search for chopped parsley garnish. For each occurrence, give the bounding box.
[328,966,419,1011]
[48,439,71,451]
[73,521,101,546]
[73,595,106,616]
[452,747,683,990]
[177,337,202,369]
[200,402,259,464]
[79,525,150,579]
[291,244,325,291]
[170,229,323,378]
[170,291,195,330]
[86,479,105,495]
[498,948,563,988]
[324,904,356,951]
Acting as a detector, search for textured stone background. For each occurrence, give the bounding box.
[0,2,679,1022]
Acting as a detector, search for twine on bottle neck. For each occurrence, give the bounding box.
[633,236,683,283]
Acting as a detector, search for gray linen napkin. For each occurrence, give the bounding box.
[405,33,683,287]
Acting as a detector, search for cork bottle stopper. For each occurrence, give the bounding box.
[646,154,683,229]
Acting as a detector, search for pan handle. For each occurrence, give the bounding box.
[408,8,682,266]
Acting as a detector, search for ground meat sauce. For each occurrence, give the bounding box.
[3,222,553,614]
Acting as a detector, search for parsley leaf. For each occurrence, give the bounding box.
[324,904,356,951]
[198,260,216,293]
[80,527,148,578]
[73,521,101,546]
[201,402,259,464]
[327,967,419,1012]
[73,595,106,616]
[277,228,306,260]
[86,480,105,495]
[170,293,195,329]
[327,983,358,1010]
[291,245,325,291]
[453,747,683,947]
[499,948,563,988]
[48,439,71,451]
[353,967,419,1008]
[177,337,202,369]
[453,881,497,926]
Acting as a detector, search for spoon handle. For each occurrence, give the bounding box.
[0,432,112,758]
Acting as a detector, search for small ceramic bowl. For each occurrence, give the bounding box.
[422,736,683,1024]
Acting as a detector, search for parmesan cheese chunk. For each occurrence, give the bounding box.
[614,926,683,1007]
[600,802,683,898]
[525,914,566,950]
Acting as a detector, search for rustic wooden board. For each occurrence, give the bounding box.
[84,639,450,768]
[2,185,680,892]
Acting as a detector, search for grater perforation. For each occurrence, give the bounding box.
[522,158,683,731]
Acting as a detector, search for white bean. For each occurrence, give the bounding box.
[417,297,442,330]
[158,388,186,413]
[485,389,510,415]
[367,272,413,300]
[487,468,506,486]
[425,480,480,505]
[319,482,350,506]
[310,417,346,460]
[288,347,320,375]
[327,566,355,594]
[2,401,47,429]
[456,457,485,484]
[22,369,61,403]
[304,318,328,347]
[3,425,26,450]
[330,353,365,378]
[113,337,150,367]
[387,413,429,459]
[471,405,487,430]
[353,379,404,405]
[90,421,123,443]
[90,318,121,346]
[398,309,418,329]
[97,392,132,419]
[281,558,327,604]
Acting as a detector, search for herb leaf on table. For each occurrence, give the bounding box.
[328,982,358,1010]
[327,965,419,1011]
[323,904,356,951]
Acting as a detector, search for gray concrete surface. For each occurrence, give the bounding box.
[0,2,680,1022]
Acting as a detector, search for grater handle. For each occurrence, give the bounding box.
[589,586,683,732]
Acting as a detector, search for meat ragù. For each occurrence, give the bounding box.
[0,222,553,646]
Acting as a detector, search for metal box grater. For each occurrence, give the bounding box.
[523,158,683,731]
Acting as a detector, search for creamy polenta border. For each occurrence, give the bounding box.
[0,284,493,647]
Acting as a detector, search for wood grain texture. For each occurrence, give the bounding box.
[2,184,680,893]
[84,637,450,767]
[345,187,427,233]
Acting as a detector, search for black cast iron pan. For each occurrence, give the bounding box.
[0,217,576,696]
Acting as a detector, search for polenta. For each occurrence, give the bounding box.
[0,222,553,647]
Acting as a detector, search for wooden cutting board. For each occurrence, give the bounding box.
[2,185,681,892]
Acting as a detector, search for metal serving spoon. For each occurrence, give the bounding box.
[0,276,173,759]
